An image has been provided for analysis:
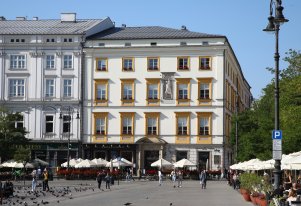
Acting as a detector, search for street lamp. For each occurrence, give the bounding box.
[263,0,288,190]
[59,106,80,171]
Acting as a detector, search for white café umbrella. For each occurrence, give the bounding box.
[105,158,132,167]
[91,158,109,167]
[173,158,196,168]
[1,160,18,168]
[14,162,34,168]
[61,158,81,167]
[151,158,172,168]
[74,159,97,168]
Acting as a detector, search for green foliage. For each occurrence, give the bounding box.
[0,107,28,161]
[239,173,261,192]
[14,147,31,164]
[231,50,301,161]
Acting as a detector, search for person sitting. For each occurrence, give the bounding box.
[286,189,297,205]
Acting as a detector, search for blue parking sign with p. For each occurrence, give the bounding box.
[272,130,282,140]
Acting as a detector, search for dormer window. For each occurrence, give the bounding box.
[125,42,131,47]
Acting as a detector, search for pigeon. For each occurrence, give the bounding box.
[124,203,132,206]
[170,203,173,206]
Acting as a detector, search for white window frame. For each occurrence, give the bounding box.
[46,55,55,69]
[9,79,25,97]
[177,117,187,135]
[122,117,132,135]
[123,84,133,100]
[63,55,73,69]
[96,117,106,135]
[148,84,158,99]
[178,84,188,99]
[45,79,55,97]
[45,114,54,133]
[147,117,157,135]
[15,114,24,129]
[10,55,26,69]
[63,79,72,97]
[96,84,106,100]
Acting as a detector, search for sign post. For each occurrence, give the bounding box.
[272,130,282,160]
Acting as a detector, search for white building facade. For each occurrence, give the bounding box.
[0,14,114,167]
[83,26,252,172]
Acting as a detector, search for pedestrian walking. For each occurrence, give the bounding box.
[42,168,49,191]
[177,170,183,188]
[105,173,111,189]
[171,170,176,188]
[158,170,163,186]
[96,171,104,189]
[31,169,37,192]
[199,169,207,189]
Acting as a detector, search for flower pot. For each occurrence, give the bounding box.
[240,189,251,202]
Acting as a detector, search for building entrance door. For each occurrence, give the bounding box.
[198,152,210,170]
[144,150,159,169]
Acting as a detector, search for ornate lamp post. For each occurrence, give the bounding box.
[59,106,80,171]
[263,0,288,189]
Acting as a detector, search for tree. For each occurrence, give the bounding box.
[231,50,301,161]
[14,147,31,187]
[0,108,28,162]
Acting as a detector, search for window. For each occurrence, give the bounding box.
[9,79,25,97]
[178,84,188,99]
[214,155,221,165]
[121,79,135,106]
[176,78,191,105]
[146,79,160,106]
[199,117,210,135]
[96,118,106,135]
[122,58,134,71]
[45,79,55,97]
[63,38,73,43]
[63,79,72,97]
[93,113,108,142]
[148,84,158,99]
[200,83,210,99]
[15,114,24,129]
[197,112,212,144]
[125,42,131,47]
[46,55,55,69]
[97,84,106,100]
[123,84,132,100]
[62,115,71,133]
[145,112,160,136]
[98,43,105,47]
[197,78,212,105]
[199,57,211,70]
[46,38,55,43]
[45,115,54,133]
[63,55,73,69]
[10,55,26,69]
[148,57,159,71]
[177,57,189,70]
[150,42,157,46]
[175,112,190,143]
[96,58,107,71]
[120,112,135,143]
[178,117,187,135]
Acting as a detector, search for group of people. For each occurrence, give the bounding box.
[96,171,115,190]
[31,167,50,192]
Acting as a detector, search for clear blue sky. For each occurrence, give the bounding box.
[1,0,300,99]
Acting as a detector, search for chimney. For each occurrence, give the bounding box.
[0,16,6,21]
[122,24,126,28]
[16,17,26,21]
[33,17,38,21]
[181,25,187,30]
[61,13,76,22]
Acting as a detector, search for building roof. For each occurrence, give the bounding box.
[0,19,104,35]
[88,26,224,40]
